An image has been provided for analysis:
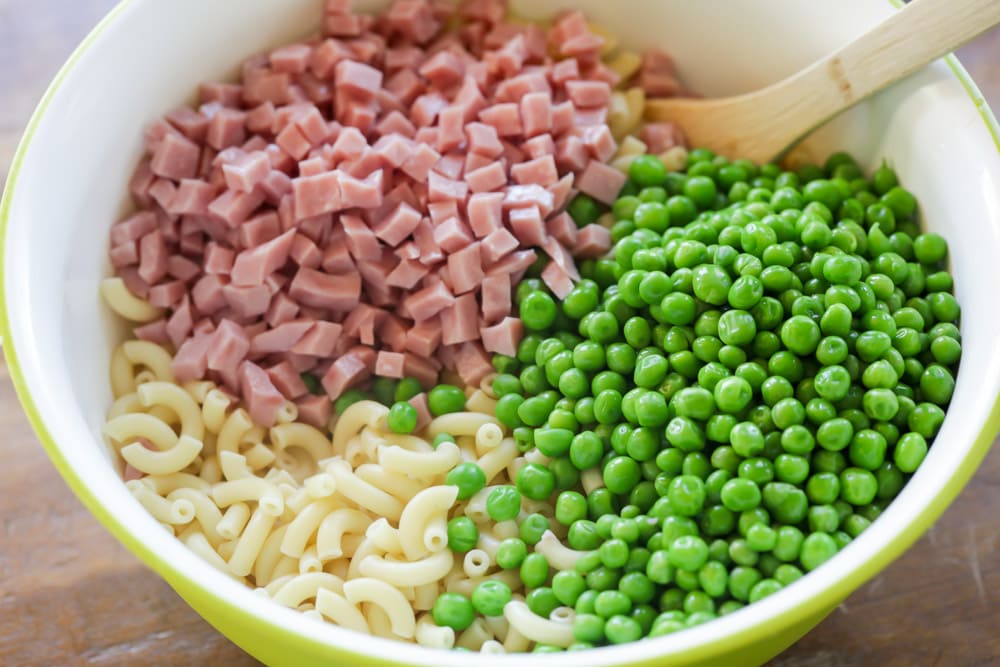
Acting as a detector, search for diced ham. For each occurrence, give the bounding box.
[405,280,455,322]
[487,249,537,276]
[432,217,474,253]
[386,259,429,289]
[292,170,343,220]
[478,103,521,137]
[206,109,247,151]
[148,280,187,308]
[447,242,484,294]
[640,121,686,154]
[465,162,507,193]
[480,317,523,356]
[547,212,579,248]
[223,283,272,318]
[172,333,213,382]
[138,229,168,285]
[321,348,373,399]
[581,124,617,162]
[266,292,301,327]
[403,353,441,388]
[375,351,406,378]
[511,155,558,187]
[542,260,575,299]
[230,229,296,286]
[289,267,361,311]
[508,206,545,247]
[401,143,441,183]
[575,223,613,259]
[250,320,314,355]
[110,242,138,268]
[480,273,512,323]
[239,361,286,427]
[134,319,169,346]
[296,394,333,429]
[405,319,442,357]
[576,159,628,205]
[408,392,432,430]
[206,320,250,374]
[452,341,493,386]
[465,122,503,158]
[440,293,479,346]
[335,60,384,102]
[150,132,200,180]
[373,202,422,247]
[168,179,218,216]
[520,92,551,138]
[341,214,382,261]
[293,321,343,356]
[566,80,611,108]
[481,227,519,264]
[267,360,309,399]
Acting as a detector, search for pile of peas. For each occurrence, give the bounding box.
[478,149,960,649]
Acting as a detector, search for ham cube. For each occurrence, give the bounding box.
[481,273,512,323]
[576,160,627,205]
[375,351,406,379]
[288,266,361,311]
[206,320,250,374]
[467,192,504,238]
[481,227,518,264]
[335,60,383,102]
[542,260,575,299]
[172,333,213,383]
[292,170,343,220]
[405,280,455,322]
[230,229,296,286]
[432,217,474,253]
[447,242,484,294]
[292,321,343,357]
[440,293,480,346]
[481,317,524,356]
[575,223,613,259]
[296,394,333,429]
[508,206,546,247]
[373,202,422,247]
[240,361,287,427]
[150,132,200,180]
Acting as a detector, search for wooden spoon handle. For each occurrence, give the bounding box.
[774,0,1000,145]
[818,0,1000,107]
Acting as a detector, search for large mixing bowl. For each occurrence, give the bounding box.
[3,0,999,665]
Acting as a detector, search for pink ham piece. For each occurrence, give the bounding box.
[575,224,613,258]
[289,267,361,311]
[440,293,480,345]
[447,242,484,294]
[292,170,343,219]
[150,132,200,180]
[171,333,214,382]
[480,317,523,356]
[408,392,432,431]
[373,202,422,246]
[480,273,512,323]
[250,319,314,355]
[293,321,343,356]
[576,160,628,205]
[266,360,309,399]
[335,60,384,102]
[405,319,442,357]
[239,361,287,427]
[206,320,250,374]
[405,280,455,322]
[296,394,332,429]
[640,121,686,154]
[542,260,574,299]
[321,347,374,399]
[375,351,406,378]
[230,229,296,286]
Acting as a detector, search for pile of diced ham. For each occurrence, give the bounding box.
[108,0,680,428]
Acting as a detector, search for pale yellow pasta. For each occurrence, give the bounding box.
[228,508,277,577]
[550,606,574,624]
[477,438,518,483]
[316,508,372,560]
[219,450,253,481]
[271,555,300,582]
[275,401,298,424]
[304,472,337,499]
[101,277,164,323]
[503,600,574,647]
[126,479,194,525]
[281,497,339,558]
[262,574,293,597]
[396,484,458,559]
[523,448,551,467]
[493,520,519,541]
[244,442,277,471]
[480,639,505,654]
[463,549,491,578]
[332,401,389,454]
[167,487,224,546]
[422,516,448,557]
[587,21,618,55]
[122,433,203,475]
[474,422,504,453]
[660,145,689,172]
[217,502,252,542]
[122,340,174,382]
[301,609,324,623]
[326,460,404,521]
[199,455,222,484]
[427,412,499,438]
[353,464,424,502]
[324,558,350,580]
[483,613,510,642]
[536,530,593,571]
[465,389,497,416]
[377,441,460,478]
[200,388,232,434]
[522,499,555,519]
[253,524,290,585]
[416,613,455,649]
[413,583,439,612]
[182,529,232,575]
[456,618,492,651]
[364,603,396,640]
[110,347,137,398]
[315,588,370,633]
[581,467,605,495]
[182,379,215,404]
[107,392,142,420]
[136,381,204,441]
[379,431,435,452]
[217,408,255,455]
[299,546,323,574]
[506,455,527,481]
[607,50,642,81]
[343,578,416,639]
[271,572,345,607]
[343,437,367,468]
[478,373,497,397]
[212,477,284,517]
[104,412,178,450]
[365,518,403,555]
[502,624,531,653]
[616,134,648,158]
[358,550,453,587]
[270,422,332,462]
[447,569,521,597]
[142,472,210,494]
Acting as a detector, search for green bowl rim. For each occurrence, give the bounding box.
[2,1,998,665]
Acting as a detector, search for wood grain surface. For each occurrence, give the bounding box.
[0,2,998,666]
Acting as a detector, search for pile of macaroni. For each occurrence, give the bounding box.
[104,340,597,651]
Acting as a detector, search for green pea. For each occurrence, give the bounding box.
[432,592,475,631]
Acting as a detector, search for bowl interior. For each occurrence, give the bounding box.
[4,0,1000,665]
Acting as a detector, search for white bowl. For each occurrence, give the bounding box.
[3,1,1000,665]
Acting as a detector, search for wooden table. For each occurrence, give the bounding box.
[1,2,998,665]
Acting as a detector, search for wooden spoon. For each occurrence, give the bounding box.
[644,0,1000,164]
